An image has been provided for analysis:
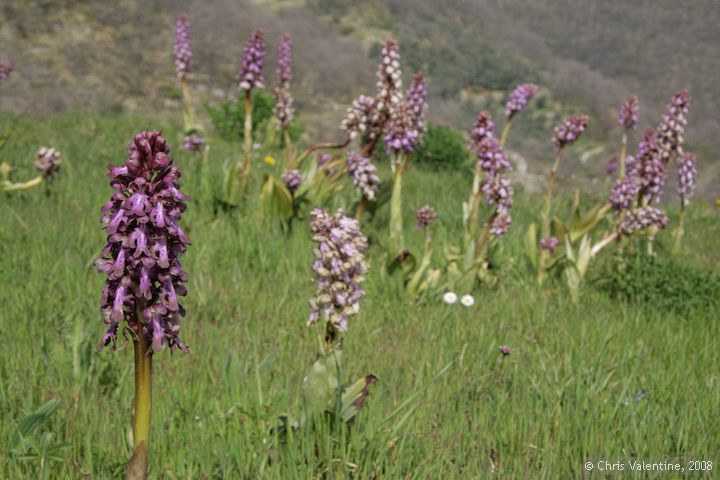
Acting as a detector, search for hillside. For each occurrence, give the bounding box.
[1,0,717,192]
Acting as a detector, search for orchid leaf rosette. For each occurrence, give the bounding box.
[95,130,190,479]
[301,208,376,424]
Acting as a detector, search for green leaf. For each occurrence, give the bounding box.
[406,249,433,297]
[569,202,611,242]
[301,346,342,419]
[259,175,293,220]
[340,374,378,423]
[524,222,538,271]
[8,399,60,457]
[552,217,567,242]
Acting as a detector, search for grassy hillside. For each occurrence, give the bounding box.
[1,113,719,478]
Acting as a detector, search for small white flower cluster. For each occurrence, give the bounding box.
[442,292,474,307]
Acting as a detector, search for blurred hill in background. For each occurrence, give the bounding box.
[1,0,718,192]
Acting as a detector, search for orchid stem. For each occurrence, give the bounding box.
[619,129,628,179]
[180,78,196,133]
[389,153,407,257]
[242,91,253,176]
[499,118,513,149]
[126,332,152,480]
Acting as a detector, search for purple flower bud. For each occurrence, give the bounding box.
[308,208,368,333]
[342,95,381,142]
[635,128,667,204]
[384,71,428,155]
[474,137,511,177]
[505,83,539,119]
[173,16,192,81]
[96,131,190,353]
[609,174,640,212]
[617,95,639,130]
[469,112,495,148]
[482,174,514,214]
[606,154,618,177]
[33,147,61,181]
[677,152,697,204]
[182,134,205,153]
[273,34,294,128]
[0,59,12,79]
[656,89,691,160]
[617,206,668,236]
[281,168,302,194]
[375,40,403,120]
[405,72,428,138]
[384,104,419,154]
[237,29,266,92]
[490,213,512,237]
[552,115,589,148]
[347,151,380,200]
[415,204,438,229]
[316,152,331,168]
[498,345,511,356]
[539,236,559,253]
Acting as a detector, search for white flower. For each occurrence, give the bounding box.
[443,292,458,305]
[460,294,475,307]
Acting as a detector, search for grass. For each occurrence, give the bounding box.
[1,113,718,478]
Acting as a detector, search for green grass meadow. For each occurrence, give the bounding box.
[1,114,719,478]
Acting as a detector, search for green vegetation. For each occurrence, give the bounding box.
[412,124,469,171]
[1,113,718,478]
[206,90,303,144]
[601,246,720,314]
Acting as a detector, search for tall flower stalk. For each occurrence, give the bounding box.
[501,83,538,147]
[465,112,514,269]
[647,90,691,254]
[273,34,294,163]
[302,208,375,422]
[174,16,196,133]
[225,29,266,206]
[672,152,697,253]
[347,151,380,220]
[95,131,190,479]
[616,95,639,179]
[385,70,427,258]
[415,204,438,253]
[538,114,588,282]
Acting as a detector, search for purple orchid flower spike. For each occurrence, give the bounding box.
[95,130,190,353]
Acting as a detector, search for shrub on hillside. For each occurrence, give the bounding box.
[206,90,302,143]
[412,124,469,171]
[600,249,720,313]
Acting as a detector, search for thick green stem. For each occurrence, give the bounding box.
[389,153,407,256]
[355,198,366,221]
[126,334,152,480]
[2,175,43,191]
[474,211,498,261]
[466,164,484,244]
[242,91,254,176]
[618,129,628,179]
[180,79,196,133]
[499,118,513,149]
[283,128,293,167]
[672,202,686,254]
[541,147,565,239]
